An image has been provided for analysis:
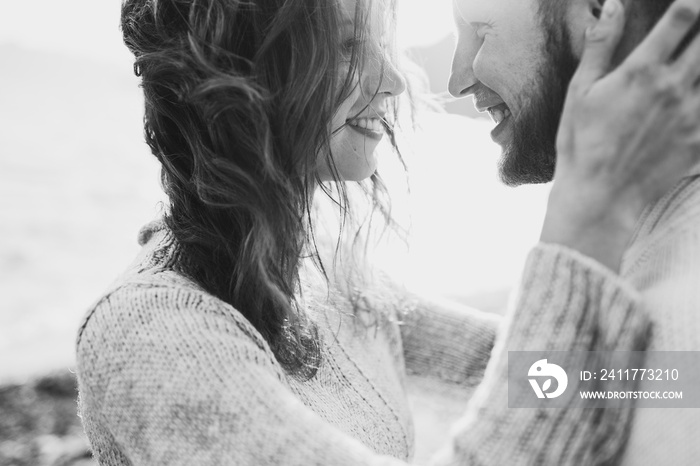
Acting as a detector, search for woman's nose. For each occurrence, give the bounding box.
[369,57,406,97]
[382,59,407,96]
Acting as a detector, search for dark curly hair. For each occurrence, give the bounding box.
[120,0,402,378]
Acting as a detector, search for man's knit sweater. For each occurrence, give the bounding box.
[619,169,700,466]
[76,208,654,466]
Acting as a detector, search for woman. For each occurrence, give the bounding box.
[76,0,700,464]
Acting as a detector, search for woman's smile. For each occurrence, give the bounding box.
[346,116,386,140]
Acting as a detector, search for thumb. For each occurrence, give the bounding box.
[570,0,626,93]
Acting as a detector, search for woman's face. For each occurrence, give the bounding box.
[316,0,406,182]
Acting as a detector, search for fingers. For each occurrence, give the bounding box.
[673,22,700,85]
[627,0,700,65]
[569,0,625,93]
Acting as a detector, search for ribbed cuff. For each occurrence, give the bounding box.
[505,242,648,353]
[441,243,651,466]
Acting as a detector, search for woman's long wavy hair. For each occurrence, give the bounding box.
[121,0,401,378]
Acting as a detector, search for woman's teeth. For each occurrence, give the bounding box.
[348,118,384,133]
[488,106,511,125]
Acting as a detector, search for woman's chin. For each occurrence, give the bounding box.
[337,157,379,182]
[316,153,378,182]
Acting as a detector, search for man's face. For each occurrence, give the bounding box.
[449,0,579,186]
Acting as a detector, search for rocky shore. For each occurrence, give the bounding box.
[0,372,94,466]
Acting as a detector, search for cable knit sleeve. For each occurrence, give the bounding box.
[76,242,649,466]
[430,242,651,465]
[398,294,499,388]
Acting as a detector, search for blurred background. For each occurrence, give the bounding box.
[0,0,549,464]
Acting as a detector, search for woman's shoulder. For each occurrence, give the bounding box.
[76,220,276,366]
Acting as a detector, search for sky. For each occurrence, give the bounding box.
[1,1,131,66]
[1,0,455,65]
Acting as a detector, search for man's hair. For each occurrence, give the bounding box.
[121,0,401,379]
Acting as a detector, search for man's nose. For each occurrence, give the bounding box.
[448,31,481,98]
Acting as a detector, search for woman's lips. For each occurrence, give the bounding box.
[347,117,385,141]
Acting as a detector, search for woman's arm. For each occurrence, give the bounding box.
[399,295,499,389]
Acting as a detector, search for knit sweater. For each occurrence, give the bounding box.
[76,214,653,465]
[619,168,700,466]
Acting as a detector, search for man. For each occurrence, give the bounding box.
[448,0,700,464]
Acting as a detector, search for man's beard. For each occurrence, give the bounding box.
[499,16,580,187]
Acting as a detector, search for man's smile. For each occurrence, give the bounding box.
[473,90,513,142]
[473,90,512,124]
[487,103,511,125]
[490,108,513,143]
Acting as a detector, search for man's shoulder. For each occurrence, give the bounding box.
[623,176,700,275]
[638,176,700,237]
